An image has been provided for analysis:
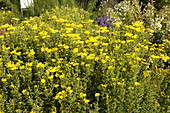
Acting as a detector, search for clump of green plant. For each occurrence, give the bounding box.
[0,7,18,25]
[0,6,169,113]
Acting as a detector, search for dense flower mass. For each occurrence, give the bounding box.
[0,6,169,113]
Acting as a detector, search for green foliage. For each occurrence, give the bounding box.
[60,0,76,7]
[0,0,21,17]
[86,0,98,12]
[26,0,59,17]
[0,6,169,112]
[139,0,170,10]
[0,9,17,25]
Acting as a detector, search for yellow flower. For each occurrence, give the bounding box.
[66,87,73,93]
[95,57,99,61]
[27,49,35,57]
[59,74,65,79]
[111,59,115,62]
[112,22,121,28]
[120,41,126,44]
[10,84,15,88]
[132,34,138,39]
[88,19,94,23]
[0,94,3,98]
[56,18,68,22]
[51,59,56,62]
[128,87,134,89]
[26,62,33,67]
[76,78,81,80]
[95,93,100,97]
[160,54,170,61]
[51,16,57,19]
[101,59,107,63]
[15,52,21,56]
[1,78,7,82]
[79,52,88,58]
[12,18,20,21]
[111,83,116,86]
[20,65,25,70]
[85,64,90,67]
[122,68,127,71]
[108,66,113,69]
[75,24,83,28]
[134,47,140,51]
[38,31,48,36]
[160,92,165,95]
[80,93,86,98]
[101,84,107,88]
[54,84,59,88]
[41,79,46,83]
[95,30,100,33]
[125,32,133,37]
[15,109,21,112]
[111,78,116,81]
[114,44,120,50]
[83,99,90,103]
[48,75,54,79]
[135,27,144,32]
[134,82,141,86]
[143,71,151,77]
[55,73,60,77]
[117,82,123,85]
[0,23,10,28]
[86,54,95,60]
[0,35,4,39]
[63,45,69,49]
[7,74,12,77]
[10,50,17,55]
[10,65,18,70]
[7,26,16,30]
[150,55,160,59]
[26,67,32,71]
[84,30,90,35]
[72,48,79,53]
[55,90,68,100]
[132,21,143,27]
[22,89,29,95]
[36,62,45,68]
[31,24,38,30]
[126,40,135,43]
[145,28,154,33]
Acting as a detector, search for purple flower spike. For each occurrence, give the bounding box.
[96,16,113,27]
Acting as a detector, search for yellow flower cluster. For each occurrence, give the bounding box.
[55,87,73,100]
[0,6,169,112]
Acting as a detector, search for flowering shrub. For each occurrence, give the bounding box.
[0,8,16,25]
[0,6,169,112]
[104,0,170,39]
[103,0,170,67]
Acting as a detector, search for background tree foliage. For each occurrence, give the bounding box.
[0,0,169,17]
